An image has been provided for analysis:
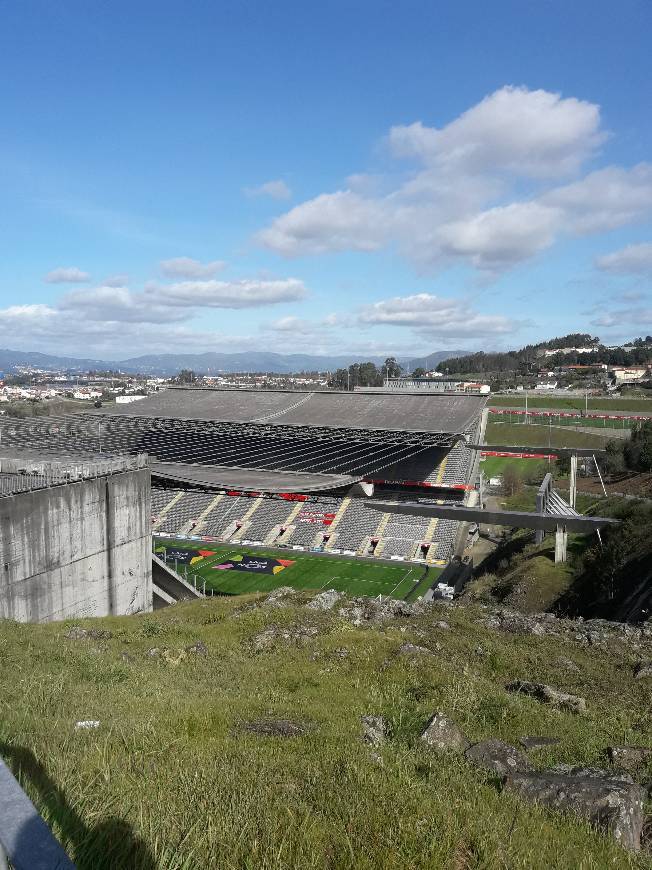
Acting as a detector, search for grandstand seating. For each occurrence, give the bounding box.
[329,500,382,552]
[244,499,295,542]
[150,412,481,564]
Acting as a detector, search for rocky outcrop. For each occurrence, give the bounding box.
[504,768,646,852]
[465,739,531,776]
[519,736,561,751]
[506,680,586,714]
[361,715,387,747]
[634,661,652,679]
[251,624,319,651]
[421,713,469,752]
[307,590,343,611]
[476,606,652,646]
[607,746,652,773]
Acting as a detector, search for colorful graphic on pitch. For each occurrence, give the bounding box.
[214,554,295,575]
[156,547,216,565]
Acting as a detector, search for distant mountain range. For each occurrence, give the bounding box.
[406,350,470,372]
[0,348,470,376]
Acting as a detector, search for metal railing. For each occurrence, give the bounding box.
[0,757,75,869]
[0,454,149,498]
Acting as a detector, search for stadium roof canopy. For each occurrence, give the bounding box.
[0,389,485,493]
[96,387,485,435]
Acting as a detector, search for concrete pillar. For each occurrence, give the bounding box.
[555,523,567,563]
[569,454,577,510]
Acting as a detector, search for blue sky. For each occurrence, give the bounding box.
[1,0,651,360]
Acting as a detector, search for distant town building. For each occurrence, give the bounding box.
[356,377,490,395]
[610,366,651,384]
[542,345,599,357]
[115,394,147,403]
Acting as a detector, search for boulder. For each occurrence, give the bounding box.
[607,746,652,773]
[504,769,645,852]
[633,661,652,680]
[421,713,469,752]
[307,590,342,611]
[251,624,318,651]
[556,657,581,673]
[465,739,531,776]
[506,680,586,714]
[361,715,387,747]
[519,736,561,751]
[264,587,295,607]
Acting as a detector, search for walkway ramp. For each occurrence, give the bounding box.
[152,553,204,607]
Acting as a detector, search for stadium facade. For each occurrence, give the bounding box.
[0,387,486,566]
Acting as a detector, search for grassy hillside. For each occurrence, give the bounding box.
[463,536,580,613]
[0,594,650,868]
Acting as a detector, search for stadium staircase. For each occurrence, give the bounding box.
[245,499,294,544]
[231,496,264,541]
[152,490,184,530]
[192,493,224,534]
[322,496,351,550]
[273,502,304,544]
[363,511,391,556]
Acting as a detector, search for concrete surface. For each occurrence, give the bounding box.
[0,468,152,622]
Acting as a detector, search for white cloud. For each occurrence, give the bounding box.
[45,266,90,283]
[159,257,226,279]
[258,191,390,256]
[259,86,652,273]
[151,278,307,309]
[268,315,315,334]
[244,179,292,200]
[59,286,183,324]
[437,202,560,270]
[542,164,652,235]
[591,306,652,329]
[595,242,652,275]
[102,273,129,287]
[0,302,252,358]
[388,86,604,177]
[359,293,518,339]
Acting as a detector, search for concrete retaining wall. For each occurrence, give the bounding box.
[0,468,152,622]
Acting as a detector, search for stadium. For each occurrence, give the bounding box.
[0,387,486,596]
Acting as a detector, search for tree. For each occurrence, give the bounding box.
[502,464,523,497]
[412,367,426,378]
[328,362,383,390]
[175,369,197,384]
[624,420,652,472]
[383,357,403,379]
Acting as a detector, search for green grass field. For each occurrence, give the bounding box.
[154,537,442,601]
[485,420,614,449]
[479,455,551,478]
[490,409,640,430]
[490,394,652,412]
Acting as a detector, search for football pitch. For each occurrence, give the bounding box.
[153,537,441,602]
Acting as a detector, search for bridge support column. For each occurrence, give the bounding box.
[569,454,577,511]
[555,523,567,563]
